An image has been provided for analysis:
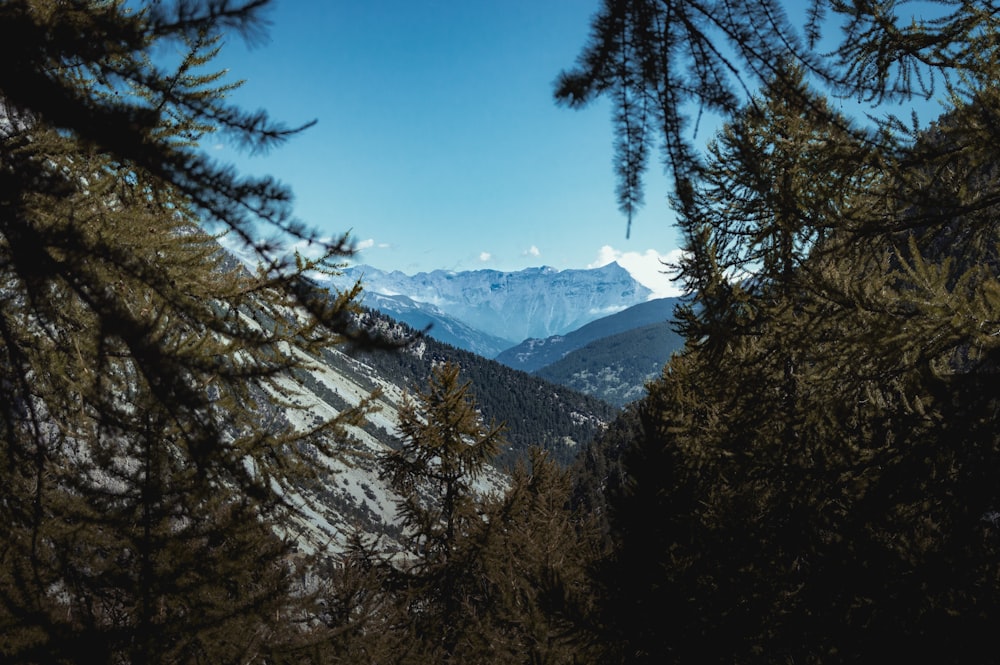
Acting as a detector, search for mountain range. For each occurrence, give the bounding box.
[321,263,686,406]
[322,262,652,355]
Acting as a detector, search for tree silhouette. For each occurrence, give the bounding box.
[0,2,375,661]
[563,1,1000,661]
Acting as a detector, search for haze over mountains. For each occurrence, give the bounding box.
[324,262,653,354]
[321,262,686,406]
[201,252,663,550]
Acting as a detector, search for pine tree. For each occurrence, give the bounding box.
[474,448,604,664]
[377,362,504,662]
[0,2,375,662]
[556,0,1000,237]
[562,1,1000,661]
[328,367,600,664]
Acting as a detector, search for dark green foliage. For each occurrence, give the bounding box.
[563,2,1000,662]
[376,363,506,662]
[471,448,604,664]
[0,2,373,662]
[555,0,989,235]
[381,363,504,567]
[353,310,620,468]
[15,1,1000,662]
[571,400,645,546]
[535,321,683,406]
[320,367,602,664]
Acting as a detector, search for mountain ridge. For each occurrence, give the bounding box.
[252,303,620,552]
[322,262,653,353]
[534,320,685,406]
[495,296,681,372]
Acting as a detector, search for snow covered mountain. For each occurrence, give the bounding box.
[357,291,514,359]
[321,263,652,355]
[260,309,617,553]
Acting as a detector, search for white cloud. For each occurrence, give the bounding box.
[350,238,391,259]
[479,251,492,262]
[589,245,686,299]
[587,245,620,269]
[289,237,341,261]
[523,245,541,258]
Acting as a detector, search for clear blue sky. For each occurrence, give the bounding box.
[207,0,685,297]
[206,1,949,298]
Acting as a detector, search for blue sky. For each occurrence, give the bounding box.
[204,1,951,299]
[207,1,686,297]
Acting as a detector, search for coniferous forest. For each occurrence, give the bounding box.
[2,1,1000,663]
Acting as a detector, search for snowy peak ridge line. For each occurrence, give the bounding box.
[323,262,652,351]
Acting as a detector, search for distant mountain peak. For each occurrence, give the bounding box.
[592,260,628,274]
[322,263,652,354]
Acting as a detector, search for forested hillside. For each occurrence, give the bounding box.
[535,320,683,406]
[496,296,680,372]
[328,309,619,467]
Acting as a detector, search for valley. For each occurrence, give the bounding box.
[322,262,687,407]
[251,299,621,552]
[9,2,987,660]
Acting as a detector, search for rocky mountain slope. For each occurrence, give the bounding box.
[357,291,513,358]
[258,306,618,552]
[322,262,652,354]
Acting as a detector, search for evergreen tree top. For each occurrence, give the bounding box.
[555,0,1000,236]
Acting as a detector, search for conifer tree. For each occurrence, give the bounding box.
[334,369,599,664]
[589,134,1000,660]
[563,1,1000,661]
[474,448,603,664]
[556,0,1000,235]
[378,362,505,662]
[0,2,374,661]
